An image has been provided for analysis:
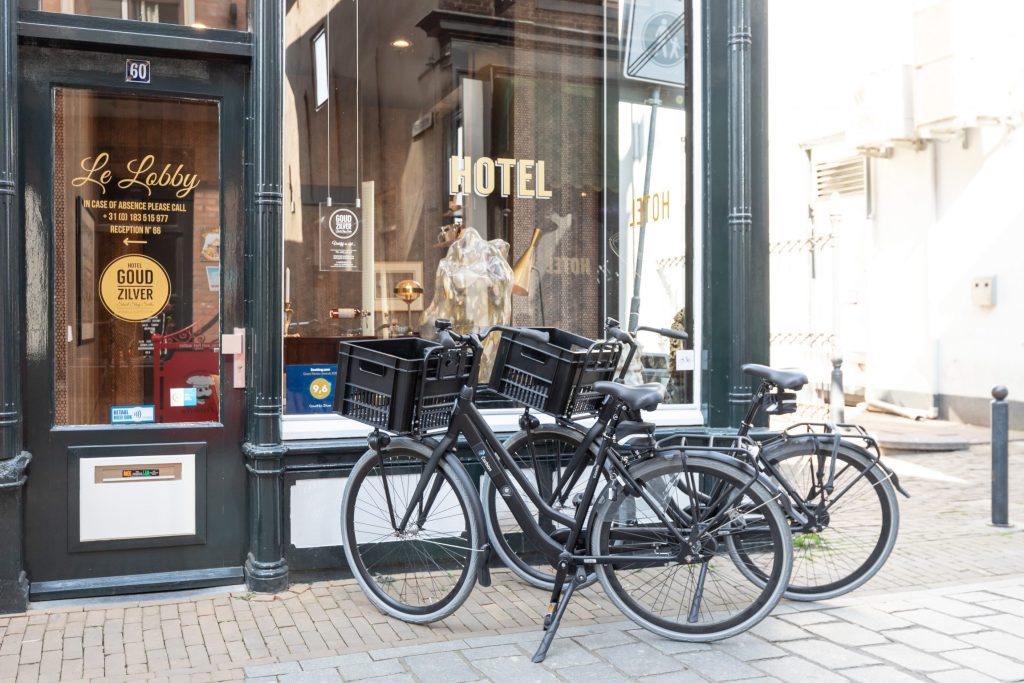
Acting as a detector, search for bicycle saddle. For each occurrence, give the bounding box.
[742,364,808,390]
[593,381,666,411]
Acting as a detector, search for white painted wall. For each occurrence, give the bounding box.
[769,0,1024,421]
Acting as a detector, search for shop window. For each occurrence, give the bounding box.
[23,0,248,31]
[282,0,694,426]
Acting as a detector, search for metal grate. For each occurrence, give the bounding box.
[814,157,866,200]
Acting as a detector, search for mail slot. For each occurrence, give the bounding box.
[95,463,182,483]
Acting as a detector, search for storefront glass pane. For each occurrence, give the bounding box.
[54,89,222,426]
[22,0,249,31]
[282,0,691,416]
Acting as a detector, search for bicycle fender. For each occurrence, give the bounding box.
[777,434,910,499]
[678,450,802,520]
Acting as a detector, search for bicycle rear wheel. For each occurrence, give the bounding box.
[480,425,599,590]
[589,453,792,641]
[737,438,899,601]
[341,440,483,623]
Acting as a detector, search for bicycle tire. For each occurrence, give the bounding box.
[589,452,792,641]
[341,439,483,623]
[480,425,599,590]
[729,437,899,601]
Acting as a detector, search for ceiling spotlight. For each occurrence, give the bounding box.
[391,38,412,49]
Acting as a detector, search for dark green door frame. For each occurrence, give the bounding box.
[701,0,770,428]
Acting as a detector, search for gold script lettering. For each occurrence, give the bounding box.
[117,155,201,199]
[72,153,113,194]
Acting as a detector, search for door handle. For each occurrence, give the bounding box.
[221,327,245,388]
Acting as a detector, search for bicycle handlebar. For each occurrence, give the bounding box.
[435,320,550,351]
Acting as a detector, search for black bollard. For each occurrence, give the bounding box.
[991,386,1010,527]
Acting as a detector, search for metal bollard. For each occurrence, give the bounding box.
[831,355,845,424]
[991,385,1010,527]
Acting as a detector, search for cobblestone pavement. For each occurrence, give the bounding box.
[0,442,1022,682]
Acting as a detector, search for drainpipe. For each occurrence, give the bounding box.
[244,0,289,593]
[0,0,31,613]
[726,0,754,426]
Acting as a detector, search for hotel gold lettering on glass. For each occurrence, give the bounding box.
[72,152,201,199]
[98,253,171,322]
[449,156,553,199]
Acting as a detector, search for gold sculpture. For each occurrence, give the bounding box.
[511,227,542,296]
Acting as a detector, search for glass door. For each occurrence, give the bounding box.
[20,46,248,593]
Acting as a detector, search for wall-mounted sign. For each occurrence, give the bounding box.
[126,59,151,84]
[623,0,686,88]
[319,205,361,271]
[110,405,156,424]
[285,364,337,414]
[449,156,553,199]
[99,254,171,322]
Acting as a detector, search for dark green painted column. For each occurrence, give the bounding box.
[243,0,289,593]
[701,0,769,428]
[0,0,31,614]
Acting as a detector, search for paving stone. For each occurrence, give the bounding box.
[279,670,344,683]
[801,621,890,647]
[956,630,1024,660]
[366,640,468,661]
[924,597,997,618]
[882,627,973,653]
[468,654,560,683]
[334,656,404,681]
[827,606,915,631]
[862,644,957,673]
[970,614,1024,636]
[928,669,1002,683]
[777,611,837,627]
[563,629,638,649]
[358,675,415,683]
[636,669,708,683]
[894,610,987,636]
[300,653,374,672]
[942,647,1024,681]
[843,665,928,683]
[553,663,634,683]
[595,643,683,677]
[528,639,597,669]
[459,644,526,661]
[752,655,847,683]
[779,638,879,669]
[243,661,303,677]
[749,617,811,642]
[710,633,785,661]
[675,650,763,680]
[628,628,712,655]
[980,599,1024,618]
[402,652,476,683]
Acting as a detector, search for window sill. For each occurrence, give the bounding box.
[280,405,705,442]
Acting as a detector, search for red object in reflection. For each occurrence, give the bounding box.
[152,323,220,423]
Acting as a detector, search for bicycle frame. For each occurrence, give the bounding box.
[384,386,699,571]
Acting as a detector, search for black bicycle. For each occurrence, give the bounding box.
[483,320,908,601]
[336,321,793,661]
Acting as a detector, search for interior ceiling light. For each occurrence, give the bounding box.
[391,38,412,49]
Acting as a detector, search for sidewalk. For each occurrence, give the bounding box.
[1,419,1022,683]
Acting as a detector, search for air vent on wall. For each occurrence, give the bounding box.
[814,157,866,200]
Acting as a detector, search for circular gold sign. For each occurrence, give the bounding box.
[98,254,171,322]
[309,378,332,400]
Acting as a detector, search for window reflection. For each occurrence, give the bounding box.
[281,0,692,414]
[28,0,248,30]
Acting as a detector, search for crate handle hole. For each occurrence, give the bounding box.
[358,360,387,376]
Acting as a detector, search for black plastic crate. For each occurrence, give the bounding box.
[488,327,621,418]
[334,337,474,435]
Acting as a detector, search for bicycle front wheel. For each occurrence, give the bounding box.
[341,441,483,623]
[589,453,792,641]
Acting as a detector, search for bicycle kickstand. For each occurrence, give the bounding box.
[532,566,587,663]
